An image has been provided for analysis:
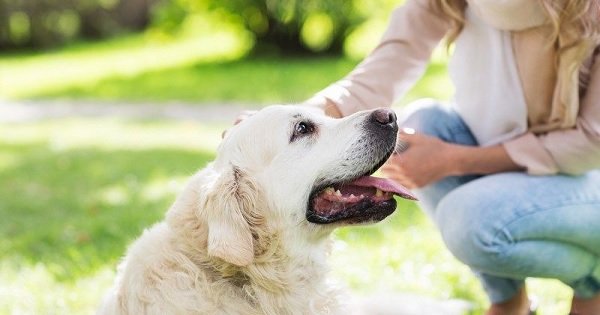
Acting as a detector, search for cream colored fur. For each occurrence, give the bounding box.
[98,105,470,315]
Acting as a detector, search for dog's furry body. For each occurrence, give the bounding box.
[99,106,469,315]
[99,170,342,315]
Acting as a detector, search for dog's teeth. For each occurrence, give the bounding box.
[350,194,355,198]
[375,189,383,197]
[335,190,342,196]
[325,187,335,195]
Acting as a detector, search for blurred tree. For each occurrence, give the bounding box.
[0,0,156,50]
[239,0,355,53]
[80,0,152,39]
[151,0,402,55]
[184,0,359,54]
[0,0,402,56]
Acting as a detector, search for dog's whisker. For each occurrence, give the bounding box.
[395,140,410,153]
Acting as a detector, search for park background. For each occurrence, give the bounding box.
[0,0,572,314]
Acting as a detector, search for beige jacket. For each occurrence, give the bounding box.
[316,0,600,175]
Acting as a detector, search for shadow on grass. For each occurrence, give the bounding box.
[27,56,451,105]
[0,142,214,281]
[28,57,357,104]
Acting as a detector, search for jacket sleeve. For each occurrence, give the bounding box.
[503,50,600,175]
[312,0,449,116]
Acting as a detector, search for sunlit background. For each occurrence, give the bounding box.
[0,0,571,314]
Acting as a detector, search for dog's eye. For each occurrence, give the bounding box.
[291,121,315,142]
[296,122,312,135]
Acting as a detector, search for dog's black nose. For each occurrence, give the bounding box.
[371,108,397,126]
[363,108,398,157]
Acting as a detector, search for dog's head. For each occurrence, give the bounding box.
[171,105,415,266]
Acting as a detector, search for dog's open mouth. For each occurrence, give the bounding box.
[307,175,417,224]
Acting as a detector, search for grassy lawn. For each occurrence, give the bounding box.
[2,53,452,107]
[0,28,251,101]
[0,32,452,106]
[0,118,573,315]
[28,57,360,104]
[0,22,575,315]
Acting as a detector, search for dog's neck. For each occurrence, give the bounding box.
[243,235,337,314]
[169,216,344,314]
[210,230,342,314]
[165,172,344,314]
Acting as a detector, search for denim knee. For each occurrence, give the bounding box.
[435,186,512,273]
[434,171,600,300]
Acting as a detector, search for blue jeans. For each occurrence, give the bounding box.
[400,99,600,303]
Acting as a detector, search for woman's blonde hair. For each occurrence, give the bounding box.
[433,0,466,46]
[434,0,600,66]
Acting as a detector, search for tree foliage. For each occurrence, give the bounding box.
[154,0,404,54]
[0,0,401,54]
[0,0,154,50]
[214,0,358,53]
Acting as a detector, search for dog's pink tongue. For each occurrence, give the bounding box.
[351,176,417,200]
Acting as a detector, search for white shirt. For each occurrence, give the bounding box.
[449,7,528,146]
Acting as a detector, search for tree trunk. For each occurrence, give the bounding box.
[0,2,10,49]
[116,0,152,30]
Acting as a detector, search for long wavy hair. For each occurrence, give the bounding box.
[434,0,600,68]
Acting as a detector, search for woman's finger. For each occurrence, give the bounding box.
[382,154,402,168]
[387,173,416,189]
[401,127,416,135]
[233,110,258,125]
[225,110,259,138]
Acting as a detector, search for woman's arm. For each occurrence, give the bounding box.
[384,50,599,188]
[449,143,523,175]
[382,130,523,188]
[308,0,450,117]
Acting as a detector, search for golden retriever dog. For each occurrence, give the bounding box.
[98,105,469,315]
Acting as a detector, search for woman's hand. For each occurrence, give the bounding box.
[302,96,342,118]
[233,110,258,125]
[381,128,459,189]
[382,128,524,188]
[222,110,258,138]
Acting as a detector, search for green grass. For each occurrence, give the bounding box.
[30,57,360,104]
[3,54,452,106]
[0,31,453,105]
[0,22,573,315]
[0,27,252,100]
[29,55,452,106]
[0,119,221,314]
[0,118,573,315]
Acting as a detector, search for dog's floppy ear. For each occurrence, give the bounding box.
[202,165,262,266]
